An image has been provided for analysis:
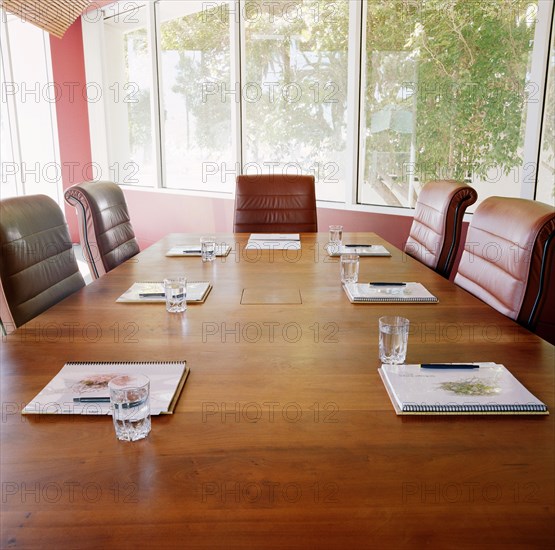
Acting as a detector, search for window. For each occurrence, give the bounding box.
[359,0,539,208]
[0,15,61,202]
[158,0,234,193]
[85,0,554,209]
[536,19,555,205]
[103,2,155,186]
[243,0,349,202]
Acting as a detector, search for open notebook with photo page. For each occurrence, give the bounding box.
[22,361,189,415]
[379,363,548,415]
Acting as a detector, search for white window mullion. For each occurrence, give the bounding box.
[148,0,163,189]
[346,0,364,207]
[237,0,246,178]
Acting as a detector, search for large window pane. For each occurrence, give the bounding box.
[104,3,154,186]
[536,19,554,206]
[359,0,538,208]
[0,17,60,202]
[243,0,349,202]
[158,0,233,193]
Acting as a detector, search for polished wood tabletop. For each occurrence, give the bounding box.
[1,233,553,549]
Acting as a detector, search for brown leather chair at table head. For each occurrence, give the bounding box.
[404,180,478,278]
[233,174,318,233]
[0,194,85,334]
[454,196,555,345]
[64,181,140,280]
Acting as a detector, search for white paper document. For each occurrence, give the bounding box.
[246,233,301,250]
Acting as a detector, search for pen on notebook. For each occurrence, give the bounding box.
[344,244,373,247]
[73,397,110,403]
[420,364,479,369]
[139,292,165,297]
[369,282,406,286]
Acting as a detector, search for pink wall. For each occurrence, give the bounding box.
[124,188,418,251]
[50,17,92,241]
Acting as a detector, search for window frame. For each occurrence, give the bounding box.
[82,0,555,214]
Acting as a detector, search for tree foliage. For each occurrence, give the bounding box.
[128,0,540,199]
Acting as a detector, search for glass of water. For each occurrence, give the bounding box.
[108,374,151,442]
[329,225,343,247]
[200,236,216,262]
[379,316,410,364]
[164,277,187,313]
[340,253,359,283]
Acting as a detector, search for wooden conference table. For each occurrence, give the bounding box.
[1,233,553,549]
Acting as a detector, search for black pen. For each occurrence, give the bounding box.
[73,397,110,403]
[344,244,372,247]
[421,364,479,369]
[369,282,406,286]
[139,292,165,297]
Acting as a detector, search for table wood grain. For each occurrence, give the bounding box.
[1,233,553,549]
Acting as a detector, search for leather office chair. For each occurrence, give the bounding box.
[233,174,318,233]
[0,194,85,333]
[64,181,140,279]
[404,180,478,278]
[454,196,555,345]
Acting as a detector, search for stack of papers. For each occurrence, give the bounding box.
[245,233,301,250]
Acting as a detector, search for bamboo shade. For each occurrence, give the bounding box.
[0,0,91,38]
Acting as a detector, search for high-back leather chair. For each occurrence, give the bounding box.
[454,196,555,344]
[64,181,140,279]
[404,180,478,278]
[233,174,318,233]
[0,194,85,333]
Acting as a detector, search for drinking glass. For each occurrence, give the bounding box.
[379,316,410,364]
[340,253,359,284]
[108,374,151,442]
[200,236,216,262]
[164,277,187,313]
[329,225,343,249]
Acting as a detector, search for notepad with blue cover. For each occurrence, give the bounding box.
[343,282,438,303]
[379,363,548,415]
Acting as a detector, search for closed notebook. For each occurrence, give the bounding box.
[379,363,548,415]
[327,244,391,257]
[166,244,231,257]
[117,281,211,303]
[343,282,438,303]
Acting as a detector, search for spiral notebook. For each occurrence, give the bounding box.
[379,363,548,415]
[116,281,211,303]
[343,282,438,303]
[22,361,189,415]
[166,244,231,257]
